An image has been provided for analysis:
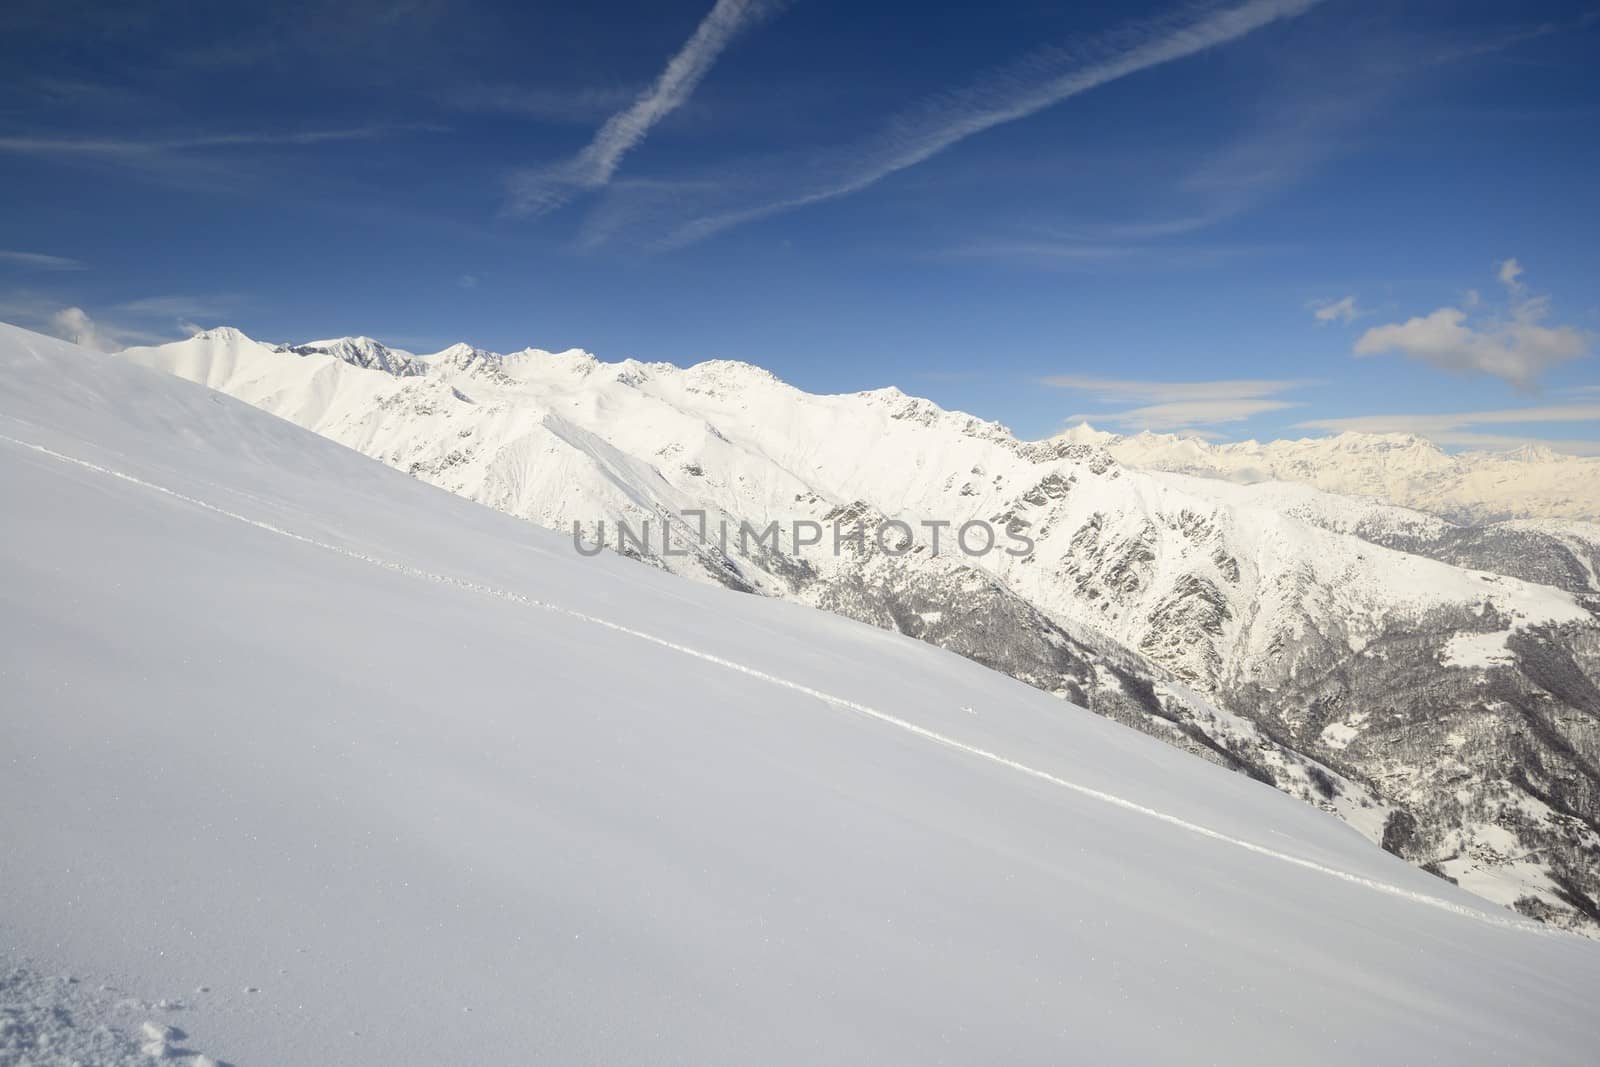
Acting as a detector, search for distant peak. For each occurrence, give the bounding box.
[298,335,391,355]
[281,334,424,377]
[510,346,600,367]
[1503,443,1560,463]
[431,342,488,360]
[687,358,777,383]
[1051,422,1122,446]
[1328,430,1436,450]
[190,325,255,344]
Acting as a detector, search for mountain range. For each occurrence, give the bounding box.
[117,326,1600,934]
[1064,423,1600,525]
[10,318,1600,1062]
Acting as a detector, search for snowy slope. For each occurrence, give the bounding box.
[115,330,1393,821]
[1062,423,1600,524]
[117,328,1591,678]
[7,323,1600,1062]
[1149,473,1600,598]
[118,328,1600,929]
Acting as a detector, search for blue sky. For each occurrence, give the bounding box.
[1,0,1596,449]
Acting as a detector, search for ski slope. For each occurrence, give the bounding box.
[4,320,1599,1064]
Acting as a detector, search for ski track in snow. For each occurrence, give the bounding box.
[2,431,1563,940]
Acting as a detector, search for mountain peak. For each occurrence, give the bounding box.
[189,325,257,344]
[1504,442,1560,463]
[686,358,778,384]
[1052,422,1121,446]
[283,335,422,377]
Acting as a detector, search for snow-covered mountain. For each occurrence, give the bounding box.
[9,321,1600,1064]
[1063,423,1600,524]
[116,326,1600,933]
[1157,473,1600,600]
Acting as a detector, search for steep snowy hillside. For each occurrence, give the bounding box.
[1062,423,1600,524]
[9,324,1600,1065]
[119,326,1600,931]
[116,329,1377,817]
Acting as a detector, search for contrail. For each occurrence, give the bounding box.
[586,0,1323,248]
[508,0,791,216]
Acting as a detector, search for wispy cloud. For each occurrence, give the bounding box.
[1297,403,1600,455]
[0,123,449,197]
[0,249,85,271]
[40,304,172,351]
[0,123,444,160]
[110,294,241,336]
[945,239,1269,271]
[0,291,217,350]
[1310,295,1360,325]
[440,84,643,126]
[1044,374,1313,432]
[113,294,237,318]
[583,0,1323,249]
[1009,12,1579,263]
[1497,256,1525,292]
[1353,260,1589,388]
[506,0,791,217]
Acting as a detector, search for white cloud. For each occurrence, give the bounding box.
[583,0,1324,249]
[0,249,86,271]
[1352,261,1588,388]
[48,306,114,352]
[507,0,790,217]
[1353,307,1586,387]
[1497,256,1524,292]
[457,274,479,289]
[1,292,190,350]
[1297,403,1600,455]
[1069,398,1302,431]
[1311,295,1359,324]
[1043,375,1311,432]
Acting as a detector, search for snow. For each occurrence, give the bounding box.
[116,326,1592,667]
[109,325,1600,920]
[1320,722,1362,750]
[1078,424,1600,524]
[1441,629,1517,669]
[0,966,221,1066]
[6,321,1600,1063]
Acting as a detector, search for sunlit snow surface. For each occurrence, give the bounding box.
[3,321,1598,1064]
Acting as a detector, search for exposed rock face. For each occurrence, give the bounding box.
[120,328,1600,931]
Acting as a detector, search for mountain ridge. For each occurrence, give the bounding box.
[1065,422,1600,523]
[11,318,1600,1064]
[116,324,1600,931]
